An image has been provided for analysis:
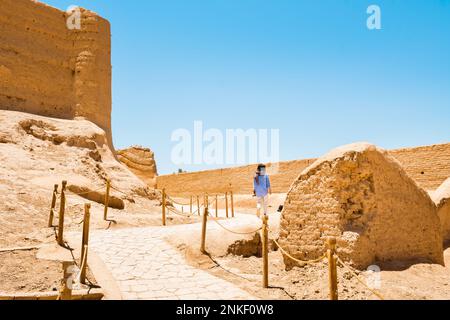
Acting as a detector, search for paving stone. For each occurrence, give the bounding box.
[89,224,256,300]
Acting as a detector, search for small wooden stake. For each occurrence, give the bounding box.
[225,192,229,218]
[58,261,74,300]
[230,191,235,218]
[190,196,193,215]
[162,188,166,226]
[57,181,67,246]
[327,237,338,300]
[262,215,269,288]
[48,184,58,227]
[197,196,200,216]
[200,207,208,254]
[80,204,91,284]
[103,179,111,221]
[79,245,89,285]
[215,195,218,218]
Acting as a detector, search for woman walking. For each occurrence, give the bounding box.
[253,164,272,218]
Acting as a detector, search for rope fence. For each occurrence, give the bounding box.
[336,256,385,300]
[182,198,386,301]
[48,181,386,301]
[45,178,123,299]
[212,218,262,235]
[160,189,236,225]
[272,239,327,265]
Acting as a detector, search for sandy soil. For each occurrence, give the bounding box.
[0,250,60,293]
[169,211,450,300]
[0,111,191,294]
[1,111,449,299]
[206,247,450,300]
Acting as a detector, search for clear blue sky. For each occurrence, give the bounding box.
[43,0,450,174]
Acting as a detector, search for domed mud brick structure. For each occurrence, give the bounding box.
[431,178,450,243]
[279,143,444,270]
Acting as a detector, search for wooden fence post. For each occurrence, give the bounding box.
[327,237,338,300]
[225,192,229,218]
[197,196,200,216]
[215,195,218,218]
[48,184,58,227]
[58,261,74,300]
[57,181,67,246]
[201,207,208,254]
[190,196,193,215]
[80,204,91,284]
[230,191,235,218]
[162,188,167,226]
[103,179,111,221]
[262,215,269,288]
[79,245,89,285]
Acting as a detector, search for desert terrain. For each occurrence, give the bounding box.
[1,0,449,301]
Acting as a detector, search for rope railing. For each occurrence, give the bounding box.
[161,189,235,223]
[194,204,384,300]
[166,206,194,218]
[272,239,327,265]
[165,195,191,206]
[273,232,385,300]
[50,181,386,301]
[45,182,99,299]
[336,256,385,300]
[212,218,262,235]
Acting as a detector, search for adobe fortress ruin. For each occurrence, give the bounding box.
[0,0,112,145]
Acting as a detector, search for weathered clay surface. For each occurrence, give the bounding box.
[279,143,444,270]
[0,0,112,145]
[0,110,158,248]
[431,178,450,242]
[117,146,158,188]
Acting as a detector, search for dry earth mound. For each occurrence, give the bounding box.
[431,178,450,242]
[0,110,159,248]
[279,142,443,270]
[117,146,158,187]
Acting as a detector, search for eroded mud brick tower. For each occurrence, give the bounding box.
[0,0,112,146]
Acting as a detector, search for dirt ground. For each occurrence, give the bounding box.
[170,209,450,300]
[1,110,448,299]
[0,111,195,295]
[0,196,195,294]
[0,250,60,293]
[204,247,450,300]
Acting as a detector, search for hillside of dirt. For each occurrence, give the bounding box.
[0,110,191,294]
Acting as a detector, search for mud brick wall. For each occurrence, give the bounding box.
[157,143,450,196]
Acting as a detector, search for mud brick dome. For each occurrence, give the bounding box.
[279,143,444,269]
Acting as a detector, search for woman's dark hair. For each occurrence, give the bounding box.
[255,164,266,185]
[257,164,266,172]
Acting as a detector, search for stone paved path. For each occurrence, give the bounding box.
[89,223,257,300]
